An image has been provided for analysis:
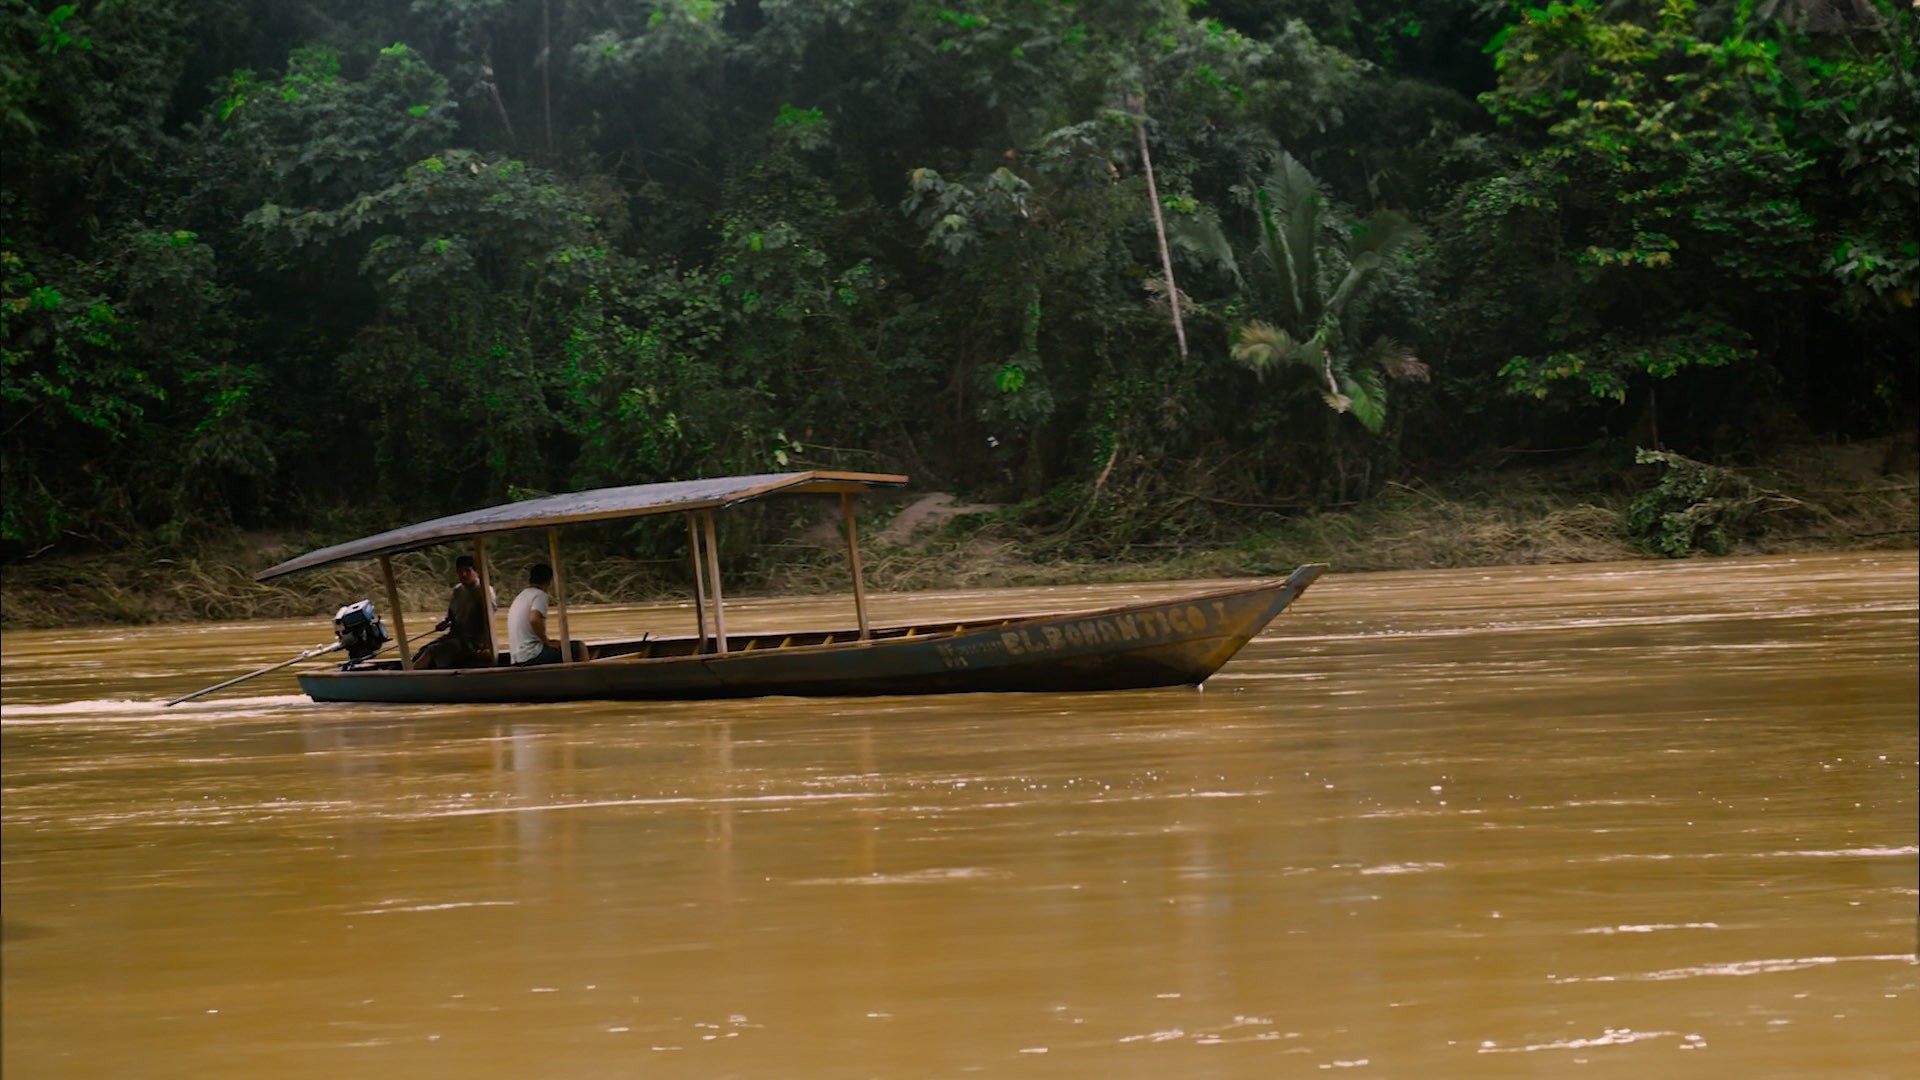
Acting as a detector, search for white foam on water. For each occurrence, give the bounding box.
[1551,953,1918,984]
[1479,1027,1676,1054]
[1590,845,1917,863]
[398,790,878,821]
[349,900,518,915]
[792,867,1004,886]
[1578,922,1720,935]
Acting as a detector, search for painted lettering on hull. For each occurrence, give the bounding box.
[987,603,1216,663]
[936,636,1014,669]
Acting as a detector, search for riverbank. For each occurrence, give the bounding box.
[3,439,1912,631]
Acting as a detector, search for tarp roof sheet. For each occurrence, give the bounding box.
[256,471,908,581]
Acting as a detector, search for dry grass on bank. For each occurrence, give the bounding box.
[764,478,1643,592]
[1732,441,1920,551]
[3,439,1913,631]
[778,439,1914,588]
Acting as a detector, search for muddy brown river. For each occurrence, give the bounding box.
[3,553,1915,1078]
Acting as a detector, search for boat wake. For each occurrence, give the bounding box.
[0,694,312,724]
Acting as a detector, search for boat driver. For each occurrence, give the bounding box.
[412,555,496,669]
[508,562,589,666]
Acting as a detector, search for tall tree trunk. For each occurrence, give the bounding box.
[542,0,554,153]
[482,44,515,143]
[1131,93,1187,361]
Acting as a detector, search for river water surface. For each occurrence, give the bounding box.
[3,552,1916,1078]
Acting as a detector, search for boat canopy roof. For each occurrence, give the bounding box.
[256,471,908,581]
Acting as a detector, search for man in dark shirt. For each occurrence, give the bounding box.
[412,555,496,668]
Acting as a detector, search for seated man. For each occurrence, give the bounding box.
[412,555,496,669]
[507,562,589,666]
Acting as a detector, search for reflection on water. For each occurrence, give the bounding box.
[3,553,1916,1078]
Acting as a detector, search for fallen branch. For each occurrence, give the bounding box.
[1092,440,1121,495]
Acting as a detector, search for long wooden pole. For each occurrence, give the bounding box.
[687,512,709,652]
[702,510,728,655]
[380,555,413,671]
[547,528,574,664]
[164,641,342,706]
[842,492,870,640]
[474,535,499,665]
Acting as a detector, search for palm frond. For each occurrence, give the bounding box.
[1346,210,1422,263]
[1279,158,1323,330]
[1251,190,1293,327]
[1366,336,1430,382]
[1229,320,1294,380]
[1341,370,1387,432]
[1258,152,1324,332]
[1262,153,1323,229]
[1167,208,1242,289]
[1319,386,1353,414]
[1325,210,1422,319]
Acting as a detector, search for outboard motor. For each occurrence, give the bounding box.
[332,599,391,668]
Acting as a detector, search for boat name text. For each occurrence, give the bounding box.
[933,601,1229,669]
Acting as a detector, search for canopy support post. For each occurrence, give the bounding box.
[687,512,709,653]
[842,492,870,640]
[474,535,499,665]
[380,555,413,670]
[548,528,575,664]
[702,510,728,655]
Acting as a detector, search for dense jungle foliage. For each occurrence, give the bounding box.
[2,0,1915,567]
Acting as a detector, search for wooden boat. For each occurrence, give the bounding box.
[252,472,1324,704]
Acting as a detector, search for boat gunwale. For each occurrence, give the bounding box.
[296,575,1313,681]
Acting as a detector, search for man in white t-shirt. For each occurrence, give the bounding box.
[507,562,587,665]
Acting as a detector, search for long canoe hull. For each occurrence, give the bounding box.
[294,566,1324,704]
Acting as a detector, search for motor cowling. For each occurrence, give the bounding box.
[332,599,391,666]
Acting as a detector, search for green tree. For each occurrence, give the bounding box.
[177,41,623,511]
[1181,152,1427,435]
[1459,0,1914,446]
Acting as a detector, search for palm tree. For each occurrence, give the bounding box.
[1176,152,1427,433]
